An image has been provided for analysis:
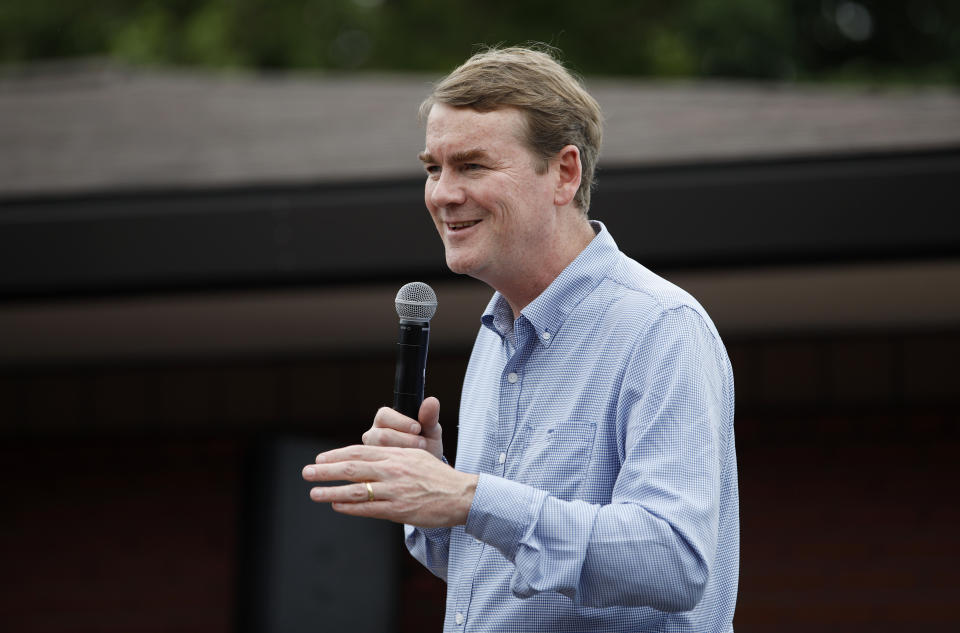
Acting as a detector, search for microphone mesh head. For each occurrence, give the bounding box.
[395,281,438,322]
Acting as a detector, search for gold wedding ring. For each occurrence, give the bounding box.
[365,482,375,502]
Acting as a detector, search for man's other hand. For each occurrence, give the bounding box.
[302,444,477,527]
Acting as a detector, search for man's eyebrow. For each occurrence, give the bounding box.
[450,149,489,163]
[417,148,489,164]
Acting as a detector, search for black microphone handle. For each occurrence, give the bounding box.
[393,320,430,419]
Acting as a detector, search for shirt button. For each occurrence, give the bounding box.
[455,612,465,625]
[498,452,506,464]
[507,372,518,383]
[542,331,551,340]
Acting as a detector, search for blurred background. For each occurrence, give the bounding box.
[1,1,959,631]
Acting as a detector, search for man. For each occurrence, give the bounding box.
[303,46,739,632]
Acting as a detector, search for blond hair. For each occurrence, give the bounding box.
[420,46,603,213]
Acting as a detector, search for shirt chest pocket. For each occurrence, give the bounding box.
[513,420,597,500]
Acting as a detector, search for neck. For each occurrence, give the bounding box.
[496,216,596,318]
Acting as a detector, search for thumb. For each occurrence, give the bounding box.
[418,396,441,437]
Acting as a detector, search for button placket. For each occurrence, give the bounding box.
[499,364,522,474]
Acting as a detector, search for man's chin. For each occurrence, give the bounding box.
[445,260,472,276]
[445,254,482,277]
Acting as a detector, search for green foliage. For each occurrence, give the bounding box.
[0,0,957,83]
[685,0,794,77]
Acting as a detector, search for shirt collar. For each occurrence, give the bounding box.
[480,220,620,346]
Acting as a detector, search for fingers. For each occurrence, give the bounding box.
[363,407,423,447]
[330,500,391,517]
[364,426,427,449]
[309,482,386,504]
[303,445,395,485]
[418,397,441,436]
[373,406,421,434]
[302,460,380,485]
[417,397,444,461]
[313,443,398,465]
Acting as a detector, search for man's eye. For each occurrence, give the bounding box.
[425,165,440,177]
[463,163,484,171]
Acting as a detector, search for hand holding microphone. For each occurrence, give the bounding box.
[308,281,475,525]
[363,398,443,461]
[362,282,444,461]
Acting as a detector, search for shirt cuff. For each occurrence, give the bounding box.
[464,473,548,561]
[404,523,450,541]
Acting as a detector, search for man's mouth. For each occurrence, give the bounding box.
[447,220,481,231]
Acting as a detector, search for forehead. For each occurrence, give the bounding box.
[424,104,527,157]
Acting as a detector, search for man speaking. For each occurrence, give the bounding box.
[302,46,739,632]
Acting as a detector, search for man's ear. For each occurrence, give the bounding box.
[553,145,582,207]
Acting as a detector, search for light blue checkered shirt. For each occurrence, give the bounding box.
[406,222,739,632]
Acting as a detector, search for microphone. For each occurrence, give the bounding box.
[393,282,438,419]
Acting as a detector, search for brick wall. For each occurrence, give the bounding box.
[1,332,957,632]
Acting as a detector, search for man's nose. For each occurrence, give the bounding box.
[429,171,466,208]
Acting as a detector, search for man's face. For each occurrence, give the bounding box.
[420,103,559,288]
